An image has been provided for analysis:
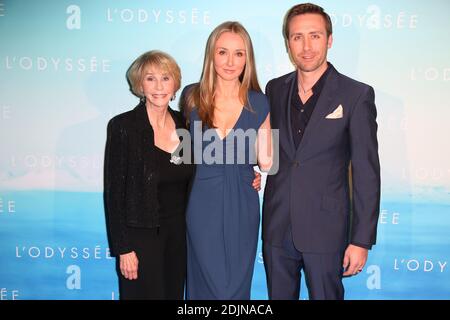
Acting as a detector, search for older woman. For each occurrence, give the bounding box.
[182,21,272,299]
[104,50,192,299]
[104,50,261,299]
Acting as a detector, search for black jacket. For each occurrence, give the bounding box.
[103,102,187,256]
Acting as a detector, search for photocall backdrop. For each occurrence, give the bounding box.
[0,0,449,300]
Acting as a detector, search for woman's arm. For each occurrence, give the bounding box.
[104,118,131,256]
[256,113,273,172]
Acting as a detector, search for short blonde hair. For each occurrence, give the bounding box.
[126,50,181,98]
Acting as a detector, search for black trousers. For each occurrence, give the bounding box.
[118,215,186,300]
[263,225,345,300]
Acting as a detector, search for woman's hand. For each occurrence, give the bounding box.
[120,251,139,280]
[252,170,262,191]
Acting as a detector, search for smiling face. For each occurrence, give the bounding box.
[287,13,332,74]
[213,31,247,82]
[140,64,175,109]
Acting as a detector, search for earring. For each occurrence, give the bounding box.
[170,94,176,101]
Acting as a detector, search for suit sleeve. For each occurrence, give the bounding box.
[265,80,273,100]
[349,86,381,248]
[104,118,131,256]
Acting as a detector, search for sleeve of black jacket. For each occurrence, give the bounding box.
[104,117,132,256]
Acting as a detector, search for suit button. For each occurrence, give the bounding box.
[293,161,300,167]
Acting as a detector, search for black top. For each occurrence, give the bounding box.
[291,64,331,149]
[154,145,193,219]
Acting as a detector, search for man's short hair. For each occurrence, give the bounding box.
[283,3,333,40]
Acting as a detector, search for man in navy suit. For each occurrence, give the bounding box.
[263,3,381,300]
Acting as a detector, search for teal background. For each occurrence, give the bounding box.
[0,0,449,299]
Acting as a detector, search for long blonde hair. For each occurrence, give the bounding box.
[186,21,261,128]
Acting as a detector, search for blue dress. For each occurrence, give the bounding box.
[186,90,270,299]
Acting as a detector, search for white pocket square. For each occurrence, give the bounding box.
[325,104,343,119]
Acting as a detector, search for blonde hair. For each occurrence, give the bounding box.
[186,21,261,128]
[127,50,181,98]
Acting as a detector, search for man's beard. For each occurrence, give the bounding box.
[297,55,327,73]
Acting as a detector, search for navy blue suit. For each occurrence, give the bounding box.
[262,64,380,299]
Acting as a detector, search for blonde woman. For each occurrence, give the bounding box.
[182,21,272,299]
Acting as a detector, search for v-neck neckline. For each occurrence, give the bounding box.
[214,106,245,141]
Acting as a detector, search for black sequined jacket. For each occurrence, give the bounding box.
[103,102,187,256]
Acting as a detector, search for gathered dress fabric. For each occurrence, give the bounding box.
[185,91,270,299]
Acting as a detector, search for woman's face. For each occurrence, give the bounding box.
[140,65,175,109]
[213,31,247,82]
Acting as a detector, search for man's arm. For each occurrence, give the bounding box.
[343,86,381,276]
[349,85,381,247]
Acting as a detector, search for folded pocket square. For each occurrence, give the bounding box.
[325,104,343,119]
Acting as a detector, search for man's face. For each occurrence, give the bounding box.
[287,13,332,73]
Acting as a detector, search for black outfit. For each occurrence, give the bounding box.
[104,102,194,299]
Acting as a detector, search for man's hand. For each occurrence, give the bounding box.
[120,251,139,280]
[252,170,262,191]
[342,244,368,276]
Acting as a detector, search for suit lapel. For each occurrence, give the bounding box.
[296,66,340,158]
[279,72,297,159]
